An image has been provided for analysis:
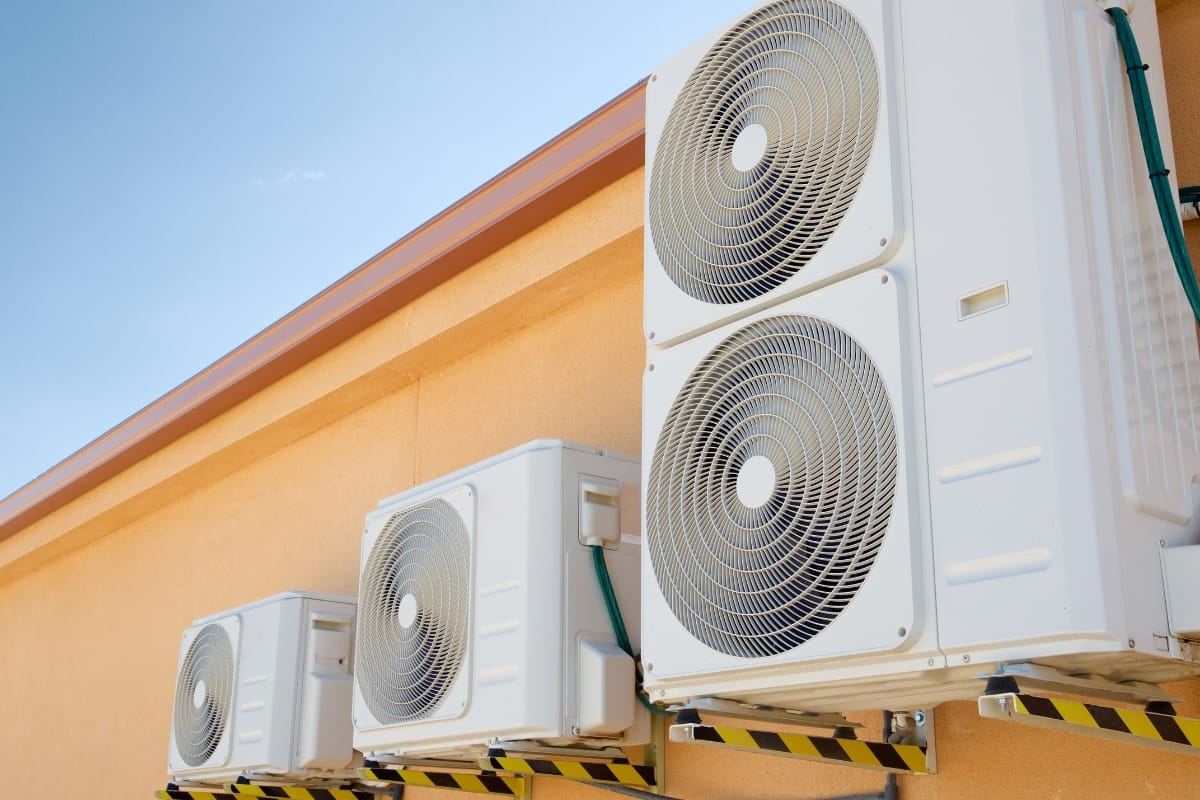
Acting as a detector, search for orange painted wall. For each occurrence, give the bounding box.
[2,5,1200,800]
[1161,0,1200,260]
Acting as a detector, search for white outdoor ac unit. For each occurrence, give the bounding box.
[352,439,648,760]
[642,0,1200,713]
[167,591,357,784]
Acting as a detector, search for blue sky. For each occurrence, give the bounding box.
[0,1,741,499]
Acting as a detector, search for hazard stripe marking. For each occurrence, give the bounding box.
[866,740,911,771]
[358,767,523,795]
[155,792,238,800]
[812,736,850,763]
[749,729,786,753]
[1007,694,1200,750]
[1148,709,1190,745]
[1089,703,1129,734]
[1016,694,1061,721]
[678,724,927,774]
[224,785,376,800]
[483,756,655,786]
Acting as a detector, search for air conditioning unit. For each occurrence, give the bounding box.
[352,439,648,760]
[167,591,357,784]
[642,0,1200,713]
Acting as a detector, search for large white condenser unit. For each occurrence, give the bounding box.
[167,591,357,784]
[641,0,1200,712]
[352,440,648,760]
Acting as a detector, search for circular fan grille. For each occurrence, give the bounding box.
[173,623,234,767]
[646,315,898,658]
[357,498,471,724]
[648,0,879,305]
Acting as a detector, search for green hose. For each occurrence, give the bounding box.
[590,545,674,717]
[1107,7,1200,325]
[1182,185,1200,209]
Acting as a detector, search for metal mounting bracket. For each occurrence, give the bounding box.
[977,662,1199,756]
[981,662,1179,706]
[678,697,860,730]
[978,691,1200,757]
[668,706,933,775]
[156,786,380,800]
[480,746,657,791]
[359,766,525,797]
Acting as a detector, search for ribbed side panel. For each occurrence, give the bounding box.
[1078,6,1200,522]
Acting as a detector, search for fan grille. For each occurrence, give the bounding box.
[647,315,897,658]
[648,0,879,305]
[173,623,235,767]
[357,498,471,725]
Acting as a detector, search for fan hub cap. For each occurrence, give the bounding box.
[397,593,418,629]
[731,123,769,172]
[735,454,777,509]
[192,680,208,709]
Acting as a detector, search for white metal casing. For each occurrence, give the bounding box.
[167,591,357,783]
[352,439,649,760]
[642,0,1200,712]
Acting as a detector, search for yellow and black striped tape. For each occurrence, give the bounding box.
[359,767,524,796]
[483,756,656,787]
[225,784,379,799]
[1011,693,1200,748]
[678,724,928,774]
[158,787,377,800]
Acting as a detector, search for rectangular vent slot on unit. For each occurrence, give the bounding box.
[958,282,1009,320]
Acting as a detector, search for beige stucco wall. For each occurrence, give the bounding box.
[1161,0,1200,260]
[3,6,1200,799]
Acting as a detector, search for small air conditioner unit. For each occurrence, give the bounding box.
[352,440,648,761]
[167,591,357,784]
[642,0,1200,713]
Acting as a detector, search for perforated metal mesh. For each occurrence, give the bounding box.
[647,315,897,658]
[356,498,470,724]
[648,0,879,305]
[173,623,234,767]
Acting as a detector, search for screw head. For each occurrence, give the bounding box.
[1129,639,1136,648]
[647,331,656,340]
[914,710,926,726]
[927,658,935,667]
[962,654,971,663]
[647,363,655,372]
[645,662,654,672]
[897,626,907,637]
[880,237,888,247]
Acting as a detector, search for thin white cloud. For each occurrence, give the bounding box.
[252,169,327,188]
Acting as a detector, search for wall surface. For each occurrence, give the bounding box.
[1161,0,1200,260]
[2,4,1200,800]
